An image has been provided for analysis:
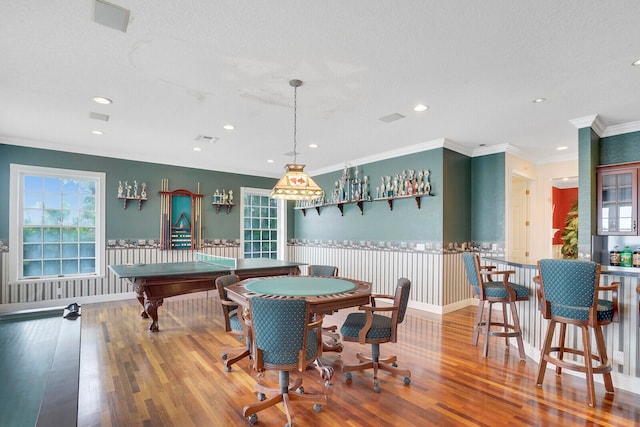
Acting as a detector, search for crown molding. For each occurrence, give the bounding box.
[601,120,640,138]
[569,114,606,136]
[471,143,519,158]
[308,138,447,176]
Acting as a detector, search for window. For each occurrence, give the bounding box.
[9,164,106,282]
[240,187,286,259]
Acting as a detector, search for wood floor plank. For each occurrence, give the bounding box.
[77,292,640,426]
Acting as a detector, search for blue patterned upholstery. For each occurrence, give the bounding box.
[461,252,529,359]
[535,259,619,407]
[538,259,613,322]
[340,278,412,392]
[243,296,327,423]
[250,297,315,367]
[216,274,241,332]
[308,265,338,277]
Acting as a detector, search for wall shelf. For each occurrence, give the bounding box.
[118,196,148,210]
[373,194,426,211]
[295,194,429,216]
[212,202,234,214]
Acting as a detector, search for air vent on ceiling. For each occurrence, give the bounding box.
[94,0,130,33]
[378,113,406,123]
[195,135,218,143]
[89,112,110,122]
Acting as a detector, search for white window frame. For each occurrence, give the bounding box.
[240,187,287,260]
[9,164,106,283]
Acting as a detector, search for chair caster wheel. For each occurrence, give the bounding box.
[221,353,228,360]
[345,372,352,380]
[257,392,266,401]
[313,403,322,413]
[224,365,231,372]
[392,362,398,367]
[373,384,381,393]
[296,386,304,394]
[248,414,258,424]
[404,377,411,385]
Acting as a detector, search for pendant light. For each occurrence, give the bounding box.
[270,79,324,201]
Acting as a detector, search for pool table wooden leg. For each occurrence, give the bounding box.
[145,298,163,332]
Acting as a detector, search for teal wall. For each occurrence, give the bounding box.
[577,127,600,254]
[600,130,640,165]
[443,149,471,243]
[0,144,276,241]
[293,149,445,242]
[470,153,505,243]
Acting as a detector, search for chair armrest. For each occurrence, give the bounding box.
[220,299,237,307]
[598,281,619,323]
[355,304,398,344]
[479,265,496,271]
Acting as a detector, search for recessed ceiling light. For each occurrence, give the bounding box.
[557,146,568,151]
[633,59,640,66]
[267,159,275,163]
[533,98,546,103]
[223,124,235,130]
[193,146,202,152]
[414,104,429,112]
[93,97,112,105]
[308,143,318,148]
[91,130,104,135]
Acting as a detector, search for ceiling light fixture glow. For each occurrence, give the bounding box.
[270,79,324,201]
[533,98,546,103]
[93,97,112,105]
[557,146,568,151]
[193,146,202,151]
[633,59,640,66]
[223,124,235,130]
[267,159,275,163]
[414,104,429,112]
[309,143,318,148]
[91,130,104,135]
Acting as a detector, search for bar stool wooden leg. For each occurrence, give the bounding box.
[473,300,484,346]
[509,301,526,359]
[582,326,596,407]
[537,320,556,386]
[483,302,493,357]
[593,325,614,393]
[555,323,567,376]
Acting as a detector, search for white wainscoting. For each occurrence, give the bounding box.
[0,246,240,305]
[288,244,474,314]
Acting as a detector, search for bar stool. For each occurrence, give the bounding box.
[535,259,619,407]
[462,253,530,359]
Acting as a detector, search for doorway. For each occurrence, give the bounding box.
[509,175,531,262]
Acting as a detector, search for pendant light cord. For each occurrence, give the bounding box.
[293,83,297,165]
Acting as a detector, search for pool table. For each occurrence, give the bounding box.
[0,305,82,427]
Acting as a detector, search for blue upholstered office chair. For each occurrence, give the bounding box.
[308,264,339,277]
[536,259,619,407]
[308,264,341,348]
[215,274,250,372]
[340,278,412,393]
[462,252,529,359]
[242,297,327,426]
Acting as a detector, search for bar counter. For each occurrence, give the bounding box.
[480,256,640,395]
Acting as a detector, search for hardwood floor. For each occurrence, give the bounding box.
[78,292,639,426]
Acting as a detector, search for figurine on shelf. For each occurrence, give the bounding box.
[125,181,132,198]
[214,189,221,203]
[133,180,139,198]
[140,182,147,199]
[118,181,123,198]
[424,169,431,195]
[228,190,233,204]
[222,189,228,204]
[333,181,340,203]
[363,176,369,200]
[380,177,386,198]
[417,170,425,194]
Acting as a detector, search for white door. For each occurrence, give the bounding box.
[510,176,531,262]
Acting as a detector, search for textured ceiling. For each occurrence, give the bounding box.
[1,1,639,177]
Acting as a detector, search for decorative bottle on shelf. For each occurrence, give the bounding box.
[633,248,640,268]
[620,246,633,267]
[609,246,621,266]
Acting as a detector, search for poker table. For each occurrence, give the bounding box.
[225,276,371,314]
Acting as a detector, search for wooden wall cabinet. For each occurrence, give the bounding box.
[597,164,639,235]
